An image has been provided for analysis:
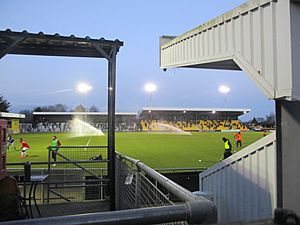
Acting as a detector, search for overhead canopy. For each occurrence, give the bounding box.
[140,107,250,118]
[0,29,123,59]
[32,112,137,116]
[142,107,250,113]
[0,29,123,210]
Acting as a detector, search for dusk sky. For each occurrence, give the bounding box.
[0,0,274,121]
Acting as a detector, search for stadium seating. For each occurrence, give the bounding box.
[29,119,248,133]
[29,121,137,133]
[140,119,249,132]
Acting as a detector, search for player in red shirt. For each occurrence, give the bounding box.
[19,138,30,158]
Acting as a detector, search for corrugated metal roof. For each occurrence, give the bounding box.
[32,112,137,116]
[160,0,274,50]
[141,107,250,113]
[0,29,123,58]
[0,112,25,119]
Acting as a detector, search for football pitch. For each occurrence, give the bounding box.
[7,131,265,168]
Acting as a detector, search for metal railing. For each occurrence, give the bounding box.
[155,167,206,173]
[2,208,299,225]
[115,153,217,224]
[6,148,217,224]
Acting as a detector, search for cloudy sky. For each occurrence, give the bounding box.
[0,0,274,121]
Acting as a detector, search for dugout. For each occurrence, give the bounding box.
[0,112,25,134]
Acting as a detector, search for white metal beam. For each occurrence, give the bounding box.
[160,0,299,101]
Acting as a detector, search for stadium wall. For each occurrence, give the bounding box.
[199,132,276,223]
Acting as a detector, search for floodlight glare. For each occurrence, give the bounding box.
[219,85,230,107]
[218,85,230,94]
[77,82,92,123]
[144,83,157,93]
[77,83,92,93]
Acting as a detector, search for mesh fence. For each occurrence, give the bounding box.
[116,158,172,209]
[7,146,109,204]
[116,155,188,225]
[46,146,109,203]
[49,146,108,169]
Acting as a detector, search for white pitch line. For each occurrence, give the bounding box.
[84,136,92,150]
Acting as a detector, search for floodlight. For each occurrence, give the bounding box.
[77,82,92,123]
[218,85,230,94]
[144,83,157,108]
[77,83,92,93]
[144,83,157,93]
[219,85,230,107]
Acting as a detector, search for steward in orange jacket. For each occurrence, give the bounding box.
[234,132,242,148]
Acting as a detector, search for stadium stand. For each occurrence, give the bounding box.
[140,119,248,132]
[20,109,249,133]
[29,112,138,133]
[139,108,250,132]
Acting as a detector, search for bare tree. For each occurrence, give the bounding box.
[89,105,99,112]
[265,112,275,123]
[74,104,85,112]
[0,95,11,112]
[19,109,33,123]
[256,117,265,123]
[33,104,68,112]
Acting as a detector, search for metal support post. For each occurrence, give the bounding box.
[47,148,51,203]
[114,157,120,209]
[275,100,300,215]
[134,167,141,208]
[108,45,117,211]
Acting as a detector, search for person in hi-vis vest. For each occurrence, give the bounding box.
[222,137,232,159]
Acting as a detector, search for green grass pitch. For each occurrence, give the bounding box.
[7,132,265,169]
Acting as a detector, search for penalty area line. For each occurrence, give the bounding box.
[84,136,92,150]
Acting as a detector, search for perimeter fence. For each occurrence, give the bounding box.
[7,146,109,204]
